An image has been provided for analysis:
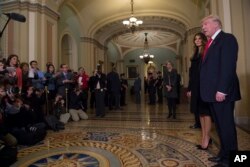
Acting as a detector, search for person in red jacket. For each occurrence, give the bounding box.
[77,67,89,110]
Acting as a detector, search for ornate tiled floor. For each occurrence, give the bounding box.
[11,97,250,167]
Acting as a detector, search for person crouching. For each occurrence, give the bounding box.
[68,87,88,121]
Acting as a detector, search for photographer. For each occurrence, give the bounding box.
[0,85,18,167]
[21,86,46,124]
[68,87,88,122]
[3,86,46,146]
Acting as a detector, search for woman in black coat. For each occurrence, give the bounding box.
[163,61,178,119]
[187,32,212,150]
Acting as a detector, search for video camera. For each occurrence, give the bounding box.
[6,87,19,95]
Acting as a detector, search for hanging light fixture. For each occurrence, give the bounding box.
[139,33,154,64]
[122,0,143,34]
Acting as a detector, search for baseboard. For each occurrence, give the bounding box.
[235,116,250,132]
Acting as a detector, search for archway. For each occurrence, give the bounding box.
[60,34,77,70]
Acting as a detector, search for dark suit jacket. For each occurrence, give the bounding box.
[56,72,74,96]
[93,73,107,89]
[133,77,141,92]
[200,31,241,102]
[107,71,121,93]
[163,68,178,98]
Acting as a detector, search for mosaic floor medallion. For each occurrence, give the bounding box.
[12,146,120,167]
[12,127,219,167]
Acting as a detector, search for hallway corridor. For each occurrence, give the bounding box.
[12,96,250,167]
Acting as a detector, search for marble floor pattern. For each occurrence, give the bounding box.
[11,96,250,167]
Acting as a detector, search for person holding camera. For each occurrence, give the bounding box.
[0,85,17,148]
[2,86,47,146]
[68,87,88,122]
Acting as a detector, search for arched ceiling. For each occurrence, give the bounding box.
[113,30,177,48]
[58,0,206,52]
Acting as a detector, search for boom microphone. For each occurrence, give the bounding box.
[3,12,26,22]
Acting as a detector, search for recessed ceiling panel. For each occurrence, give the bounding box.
[113,30,178,48]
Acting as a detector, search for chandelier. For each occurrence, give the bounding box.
[122,0,143,34]
[139,33,154,64]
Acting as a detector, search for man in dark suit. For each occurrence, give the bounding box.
[133,73,141,104]
[200,15,241,167]
[107,68,121,110]
[88,70,97,108]
[56,64,75,98]
[120,73,128,106]
[93,67,107,117]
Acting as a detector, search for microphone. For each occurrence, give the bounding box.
[3,13,26,22]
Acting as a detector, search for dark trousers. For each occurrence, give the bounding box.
[95,90,105,116]
[81,89,88,110]
[210,101,237,164]
[157,88,163,103]
[90,91,95,108]
[135,91,141,104]
[167,98,177,116]
[148,92,156,104]
[120,90,126,105]
[109,92,120,109]
[0,146,17,167]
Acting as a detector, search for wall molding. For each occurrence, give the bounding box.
[0,1,60,20]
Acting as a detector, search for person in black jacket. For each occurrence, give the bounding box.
[93,67,107,117]
[147,73,156,105]
[200,15,241,166]
[88,70,97,108]
[120,73,128,106]
[155,71,163,104]
[187,32,212,151]
[68,87,88,121]
[163,61,178,119]
[107,68,121,110]
[187,32,207,129]
[133,74,141,104]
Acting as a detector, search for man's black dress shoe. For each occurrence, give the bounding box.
[211,162,229,167]
[208,156,222,162]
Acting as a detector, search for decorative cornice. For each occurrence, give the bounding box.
[80,37,107,50]
[186,27,201,36]
[184,27,201,43]
[0,1,60,20]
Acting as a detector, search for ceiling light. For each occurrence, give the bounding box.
[122,0,143,34]
[140,33,154,64]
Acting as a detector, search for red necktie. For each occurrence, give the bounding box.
[202,38,213,61]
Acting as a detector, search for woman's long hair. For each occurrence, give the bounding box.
[6,54,20,67]
[191,32,207,60]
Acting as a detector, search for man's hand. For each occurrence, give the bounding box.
[166,85,172,92]
[215,92,226,102]
[186,91,191,97]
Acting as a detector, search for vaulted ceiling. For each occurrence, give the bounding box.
[58,0,206,51]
